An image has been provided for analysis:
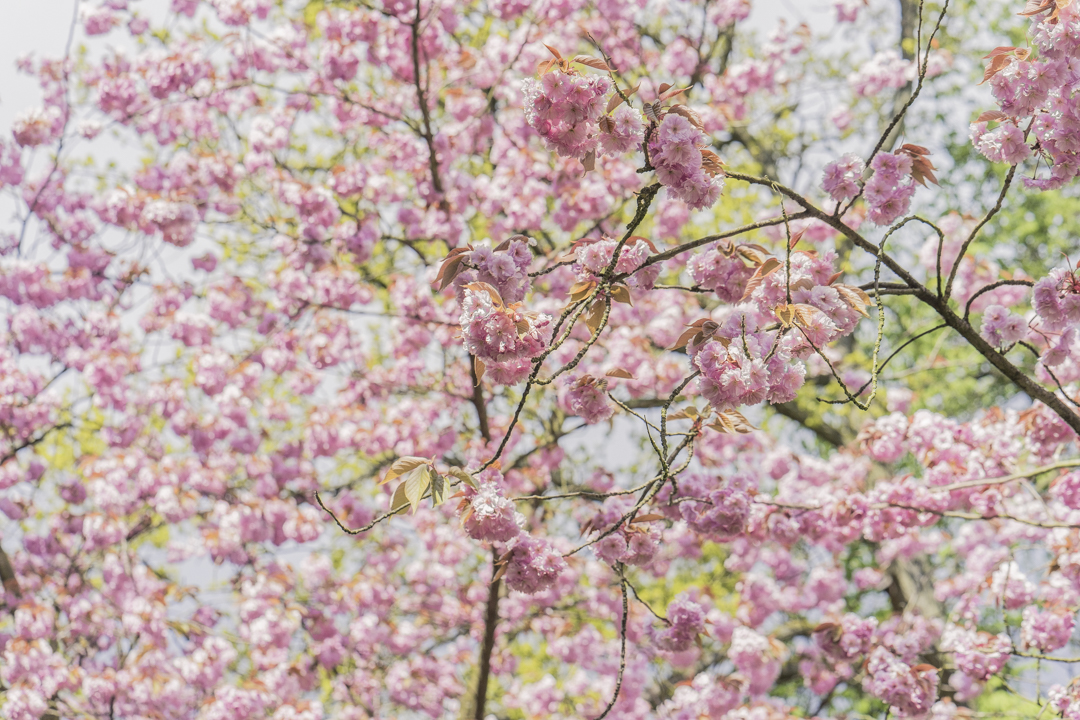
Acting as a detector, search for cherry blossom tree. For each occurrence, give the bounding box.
[5,0,1080,719]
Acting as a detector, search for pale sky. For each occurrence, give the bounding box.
[0,0,79,133]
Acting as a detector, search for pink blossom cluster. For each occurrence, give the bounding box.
[980,304,1027,348]
[970,121,1031,166]
[728,626,783,695]
[1022,606,1075,651]
[848,49,951,98]
[848,51,911,97]
[657,672,742,719]
[693,329,806,408]
[648,113,724,210]
[835,0,864,23]
[573,235,660,290]
[686,244,754,303]
[459,283,552,364]
[593,524,660,566]
[0,140,23,187]
[655,594,706,651]
[1051,684,1080,720]
[974,4,1080,187]
[864,152,917,225]
[462,481,524,542]
[940,625,1011,681]
[601,104,647,155]
[521,70,613,160]
[503,533,567,594]
[561,375,614,424]
[686,250,863,410]
[453,237,534,305]
[863,646,939,717]
[1033,267,1080,331]
[814,613,877,660]
[1030,267,1080,377]
[678,478,752,540]
[11,106,62,147]
[821,153,864,203]
[1052,471,1080,510]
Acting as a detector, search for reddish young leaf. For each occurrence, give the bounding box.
[735,243,770,264]
[834,284,875,318]
[788,227,806,250]
[739,257,782,302]
[975,110,1009,123]
[568,280,596,304]
[494,234,528,252]
[1019,0,1054,15]
[701,149,725,178]
[581,149,596,173]
[792,303,820,327]
[543,43,563,60]
[629,513,666,524]
[979,49,1021,84]
[571,54,610,71]
[381,456,429,486]
[610,284,633,306]
[464,281,504,307]
[584,298,607,334]
[605,83,639,113]
[434,246,471,291]
[491,563,509,583]
[668,104,703,130]
[659,85,689,102]
[626,235,659,253]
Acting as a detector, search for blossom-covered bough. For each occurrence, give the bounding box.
[7,0,1080,718]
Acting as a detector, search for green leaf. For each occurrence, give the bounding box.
[403,466,432,514]
[430,472,447,507]
[381,456,428,485]
[448,467,478,489]
[390,482,410,512]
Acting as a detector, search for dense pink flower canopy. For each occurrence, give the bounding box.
[5,0,1080,719]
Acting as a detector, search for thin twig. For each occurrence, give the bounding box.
[592,569,629,720]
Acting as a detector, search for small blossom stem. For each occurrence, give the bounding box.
[963,279,1034,321]
[537,297,612,385]
[944,165,1016,301]
[591,567,628,720]
[929,459,1080,493]
[631,213,805,272]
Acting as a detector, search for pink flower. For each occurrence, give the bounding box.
[561,375,613,424]
[655,594,707,651]
[863,646,939,716]
[821,154,864,203]
[459,283,552,365]
[462,482,524,543]
[523,70,611,160]
[980,304,1027,347]
[941,625,1011,681]
[504,533,567,594]
[649,113,724,210]
[1021,606,1075,651]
